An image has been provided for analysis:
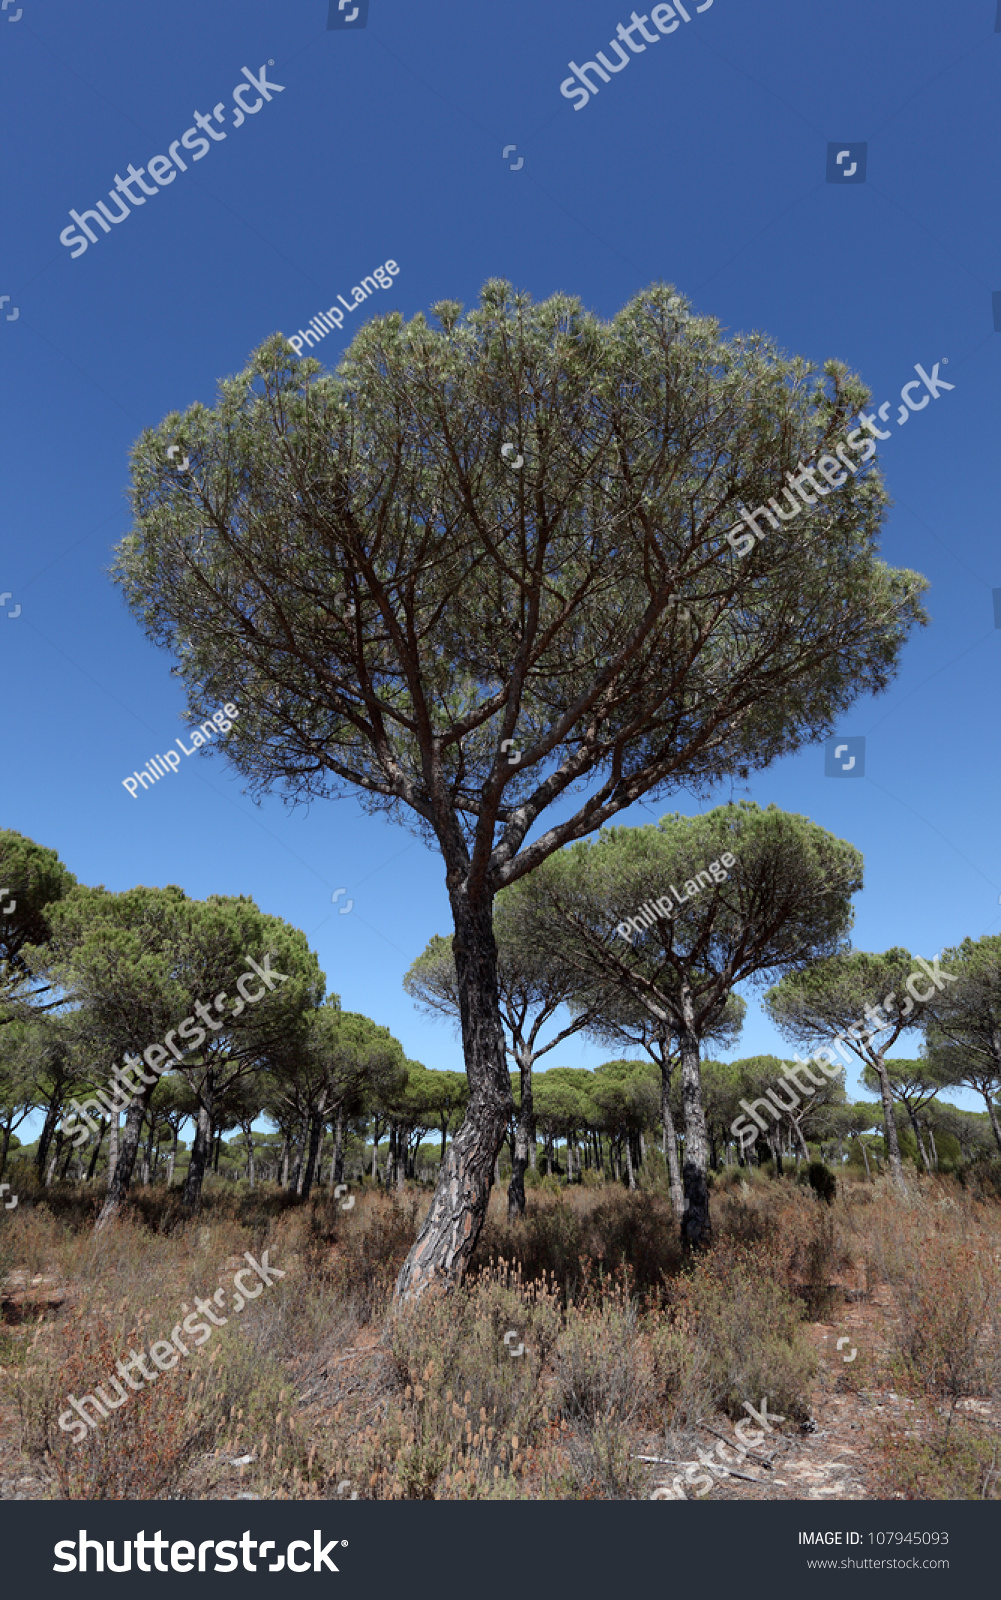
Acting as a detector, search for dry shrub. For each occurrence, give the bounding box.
[861,1189,1001,1402]
[5,1206,301,1498]
[327,1191,422,1321]
[551,1275,656,1427]
[664,1244,817,1424]
[716,1176,853,1316]
[875,1399,1001,1500]
[473,1187,682,1303]
[312,1263,564,1502]
[390,1260,561,1436]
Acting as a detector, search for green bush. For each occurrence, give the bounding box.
[808,1162,837,1206]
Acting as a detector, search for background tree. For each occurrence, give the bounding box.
[590,1059,659,1189]
[515,802,862,1247]
[113,281,926,1301]
[0,1022,40,1182]
[921,935,1001,1155]
[155,1071,198,1188]
[860,1056,954,1175]
[532,1066,595,1180]
[765,947,944,1188]
[0,830,77,1028]
[29,885,323,1220]
[582,992,744,1212]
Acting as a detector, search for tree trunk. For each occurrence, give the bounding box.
[97,1090,154,1227]
[107,1113,119,1183]
[660,1057,684,1215]
[332,1105,345,1186]
[873,1053,907,1188]
[769,1127,783,1177]
[980,1089,1001,1156]
[290,1116,308,1194]
[86,1117,107,1181]
[243,1122,256,1189]
[507,1049,534,1221]
[0,1116,13,1184]
[907,1106,933,1175]
[301,1112,323,1201]
[624,1128,636,1190]
[679,1021,711,1250]
[167,1124,179,1188]
[854,1131,871,1181]
[183,1103,213,1208]
[371,1116,382,1184]
[792,1118,810,1163]
[36,1098,61,1180]
[394,888,512,1306]
[280,1129,291,1188]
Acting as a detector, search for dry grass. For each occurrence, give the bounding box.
[1,1169,999,1499]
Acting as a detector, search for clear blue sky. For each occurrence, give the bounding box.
[2,0,998,1135]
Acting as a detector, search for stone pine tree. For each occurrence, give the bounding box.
[512,803,862,1248]
[580,990,745,1214]
[764,947,951,1189]
[860,1057,954,1175]
[920,935,1001,1156]
[0,829,77,1027]
[111,280,926,1301]
[26,885,322,1221]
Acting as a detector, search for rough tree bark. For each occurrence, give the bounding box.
[624,1131,635,1191]
[332,1105,345,1186]
[0,1117,13,1184]
[394,891,512,1306]
[183,1103,213,1207]
[678,1009,711,1249]
[873,1050,907,1188]
[86,1118,107,1181]
[97,1089,154,1227]
[507,1045,534,1221]
[301,1110,324,1201]
[659,1052,684,1218]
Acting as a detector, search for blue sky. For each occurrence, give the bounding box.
[2,0,999,1135]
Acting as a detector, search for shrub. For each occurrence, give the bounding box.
[808,1162,837,1206]
[665,1245,817,1424]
